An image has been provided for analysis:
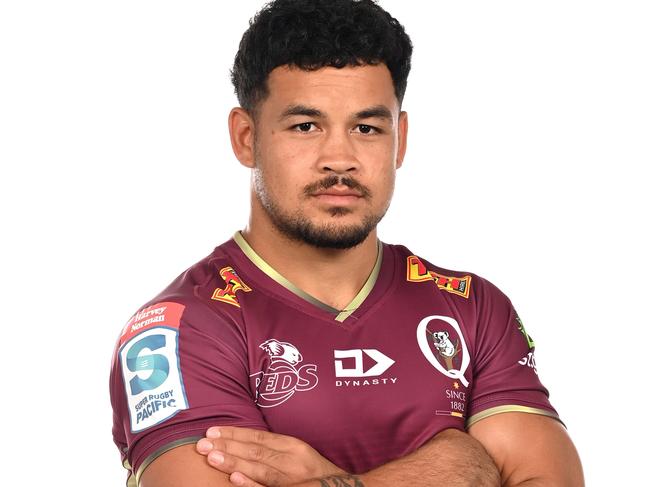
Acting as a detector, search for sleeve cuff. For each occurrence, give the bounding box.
[135,435,203,486]
[466,404,564,429]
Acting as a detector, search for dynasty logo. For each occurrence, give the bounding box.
[211,266,252,307]
[334,349,398,387]
[406,256,471,299]
[250,339,318,408]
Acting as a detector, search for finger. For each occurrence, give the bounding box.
[196,438,213,455]
[206,438,276,462]
[229,471,266,487]
[206,450,282,486]
[207,426,287,448]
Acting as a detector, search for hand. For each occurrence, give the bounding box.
[196,426,346,487]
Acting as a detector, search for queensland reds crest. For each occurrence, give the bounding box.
[417,315,470,387]
[250,339,319,408]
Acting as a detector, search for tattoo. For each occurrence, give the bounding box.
[319,474,365,487]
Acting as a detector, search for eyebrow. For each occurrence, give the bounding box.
[278,104,394,124]
[278,104,324,121]
[353,105,393,122]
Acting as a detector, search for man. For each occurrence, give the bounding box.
[110,1,583,485]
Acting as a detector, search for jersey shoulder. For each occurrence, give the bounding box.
[118,239,250,345]
[110,239,266,481]
[388,243,503,305]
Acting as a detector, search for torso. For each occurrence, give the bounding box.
[210,237,475,472]
[111,234,556,479]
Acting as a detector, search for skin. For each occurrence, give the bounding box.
[142,427,500,487]
[469,413,584,486]
[192,414,583,487]
[140,63,584,486]
[194,427,500,487]
[229,63,407,310]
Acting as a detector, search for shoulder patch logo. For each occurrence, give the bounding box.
[211,266,252,307]
[119,302,189,432]
[250,339,318,408]
[406,256,471,298]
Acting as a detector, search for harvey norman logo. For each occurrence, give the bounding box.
[334,349,397,387]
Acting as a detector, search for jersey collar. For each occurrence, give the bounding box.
[232,231,383,322]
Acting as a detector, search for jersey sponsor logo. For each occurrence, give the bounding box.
[119,302,185,346]
[211,266,252,307]
[515,314,535,349]
[250,339,318,408]
[417,315,470,387]
[334,349,398,388]
[406,256,471,298]
[334,349,395,377]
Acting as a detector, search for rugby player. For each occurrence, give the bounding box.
[110,1,584,485]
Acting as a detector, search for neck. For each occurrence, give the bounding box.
[241,211,380,311]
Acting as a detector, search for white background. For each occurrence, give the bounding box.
[1,1,648,485]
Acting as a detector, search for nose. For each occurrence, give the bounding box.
[316,129,360,175]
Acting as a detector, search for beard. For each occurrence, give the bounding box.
[253,171,389,250]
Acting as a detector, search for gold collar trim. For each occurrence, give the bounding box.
[233,231,382,322]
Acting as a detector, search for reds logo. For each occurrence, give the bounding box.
[211,266,251,307]
[250,339,319,408]
[406,256,472,299]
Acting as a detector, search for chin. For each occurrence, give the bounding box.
[282,215,379,250]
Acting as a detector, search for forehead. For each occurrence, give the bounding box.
[260,63,399,116]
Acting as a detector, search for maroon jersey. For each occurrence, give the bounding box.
[110,233,559,485]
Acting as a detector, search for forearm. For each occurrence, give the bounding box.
[291,429,500,487]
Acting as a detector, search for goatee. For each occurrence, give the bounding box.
[255,174,385,249]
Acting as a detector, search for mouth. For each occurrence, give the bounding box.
[311,185,364,205]
[312,193,362,205]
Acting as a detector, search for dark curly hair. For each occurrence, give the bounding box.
[231,0,413,114]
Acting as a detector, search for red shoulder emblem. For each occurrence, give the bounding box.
[406,256,471,299]
[211,266,252,307]
[119,301,185,346]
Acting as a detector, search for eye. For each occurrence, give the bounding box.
[354,124,381,135]
[292,122,316,133]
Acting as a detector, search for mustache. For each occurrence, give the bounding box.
[303,175,372,198]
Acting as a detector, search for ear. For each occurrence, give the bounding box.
[396,110,408,169]
[229,107,256,168]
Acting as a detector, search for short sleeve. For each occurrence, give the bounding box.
[466,279,562,428]
[110,300,268,486]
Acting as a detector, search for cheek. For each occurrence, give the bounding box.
[266,130,317,165]
[370,172,397,212]
[260,140,308,181]
[375,171,396,198]
[258,164,305,202]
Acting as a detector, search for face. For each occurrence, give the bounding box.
[236,63,407,249]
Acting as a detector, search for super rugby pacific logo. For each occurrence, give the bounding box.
[250,339,318,408]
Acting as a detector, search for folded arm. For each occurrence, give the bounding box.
[322,428,500,487]
[468,412,584,486]
[300,412,584,487]
[196,426,499,487]
[141,411,583,487]
[140,426,498,487]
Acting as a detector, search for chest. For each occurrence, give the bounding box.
[242,289,476,472]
